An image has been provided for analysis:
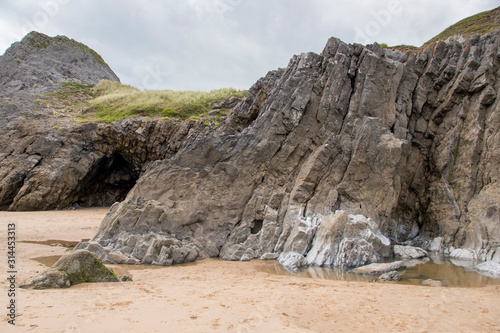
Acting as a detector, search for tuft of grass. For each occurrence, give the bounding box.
[81,80,247,123]
[45,81,96,110]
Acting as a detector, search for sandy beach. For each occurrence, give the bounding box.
[1,208,500,332]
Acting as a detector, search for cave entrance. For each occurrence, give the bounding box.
[75,154,140,207]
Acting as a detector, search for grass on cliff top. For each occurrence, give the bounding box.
[380,6,500,53]
[79,80,246,123]
[422,6,500,49]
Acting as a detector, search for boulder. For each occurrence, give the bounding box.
[393,245,428,259]
[20,250,119,289]
[278,252,308,272]
[350,261,407,275]
[474,261,500,278]
[260,253,279,260]
[376,271,401,282]
[121,274,133,282]
[421,279,445,287]
[305,211,391,268]
[429,237,444,252]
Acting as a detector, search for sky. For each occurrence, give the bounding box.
[0,0,497,91]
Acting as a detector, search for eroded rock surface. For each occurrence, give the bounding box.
[74,32,500,269]
[2,31,500,270]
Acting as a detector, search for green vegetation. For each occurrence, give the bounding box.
[43,79,246,124]
[388,44,419,53]
[46,81,96,110]
[422,6,500,49]
[379,43,389,49]
[83,80,246,123]
[381,6,499,54]
[27,31,51,48]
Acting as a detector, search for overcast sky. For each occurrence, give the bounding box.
[0,0,497,91]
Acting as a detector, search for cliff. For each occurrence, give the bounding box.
[1,30,499,270]
[75,32,500,269]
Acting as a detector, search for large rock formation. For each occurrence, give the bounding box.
[75,32,500,269]
[1,31,500,270]
[0,116,214,210]
[0,32,212,211]
[0,31,119,93]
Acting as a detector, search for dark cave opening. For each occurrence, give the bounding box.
[251,219,264,234]
[75,154,140,207]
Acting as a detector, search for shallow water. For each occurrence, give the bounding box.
[20,239,89,248]
[32,255,64,267]
[29,238,499,288]
[256,258,500,288]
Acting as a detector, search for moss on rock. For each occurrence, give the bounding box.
[20,250,119,289]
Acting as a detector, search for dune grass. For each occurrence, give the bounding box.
[81,80,246,123]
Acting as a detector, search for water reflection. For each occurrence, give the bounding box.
[20,239,89,248]
[257,258,500,288]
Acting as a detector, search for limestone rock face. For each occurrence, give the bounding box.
[75,32,500,269]
[20,250,119,289]
[2,31,500,270]
[0,31,119,93]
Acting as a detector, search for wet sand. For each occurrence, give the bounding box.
[1,208,500,332]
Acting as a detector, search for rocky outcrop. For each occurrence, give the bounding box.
[2,31,500,271]
[20,250,119,289]
[277,211,391,272]
[0,31,119,93]
[72,31,500,270]
[0,116,214,211]
[0,32,227,211]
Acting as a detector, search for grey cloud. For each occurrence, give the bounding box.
[0,0,498,90]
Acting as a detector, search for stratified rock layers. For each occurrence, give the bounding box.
[80,33,500,268]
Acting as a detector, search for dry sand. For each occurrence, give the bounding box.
[1,208,500,332]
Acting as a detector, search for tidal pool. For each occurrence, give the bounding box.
[256,257,500,288]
